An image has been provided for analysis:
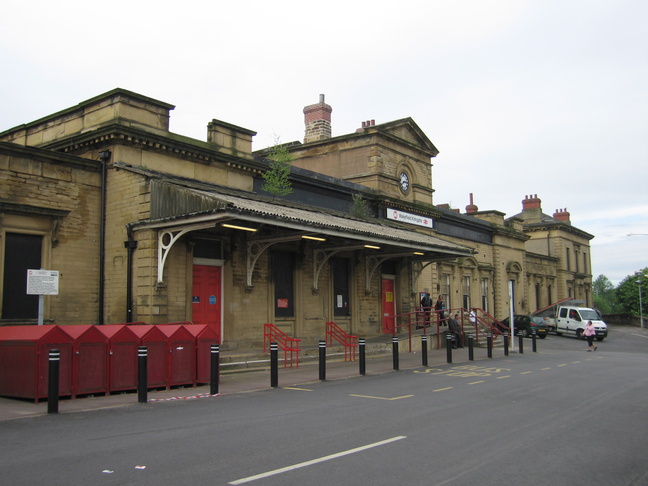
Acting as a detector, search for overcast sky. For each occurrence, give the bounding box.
[1,1,646,285]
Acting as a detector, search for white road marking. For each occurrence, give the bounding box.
[228,436,407,484]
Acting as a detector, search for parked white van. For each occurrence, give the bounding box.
[551,306,608,341]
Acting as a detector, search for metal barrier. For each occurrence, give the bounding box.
[263,323,301,368]
[325,321,358,361]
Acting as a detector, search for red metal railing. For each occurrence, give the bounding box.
[325,321,358,361]
[263,323,301,368]
[468,308,504,342]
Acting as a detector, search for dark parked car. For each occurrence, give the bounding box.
[497,315,549,338]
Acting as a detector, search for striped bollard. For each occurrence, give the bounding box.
[532,331,537,352]
[392,337,399,371]
[359,338,366,376]
[468,334,474,361]
[421,335,428,367]
[487,333,493,358]
[319,340,326,381]
[138,346,148,404]
[210,344,220,395]
[446,334,453,363]
[504,332,509,356]
[270,342,279,388]
[47,349,60,414]
[518,334,524,354]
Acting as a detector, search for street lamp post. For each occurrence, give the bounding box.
[637,276,645,329]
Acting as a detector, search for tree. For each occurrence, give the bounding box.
[616,267,648,316]
[350,193,371,219]
[592,274,619,314]
[261,141,293,199]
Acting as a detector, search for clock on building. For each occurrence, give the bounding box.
[399,171,410,193]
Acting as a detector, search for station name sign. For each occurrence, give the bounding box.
[387,208,433,229]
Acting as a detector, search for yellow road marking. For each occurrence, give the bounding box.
[433,387,453,392]
[541,367,551,370]
[497,376,511,379]
[349,394,414,401]
[283,387,313,392]
[520,371,532,375]
[572,361,581,364]
[468,381,485,385]
[557,364,568,367]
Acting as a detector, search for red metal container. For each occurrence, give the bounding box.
[130,325,168,389]
[96,324,139,393]
[185,324,219,385]
[158,324,196,387]
[0,325,73,401]
[61,325,109,398]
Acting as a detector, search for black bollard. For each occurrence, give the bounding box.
[487,333,493,358]
[421,335,428,367]
[319,340,326,381]
[359,338,366,376]
[138,346,148,404]
[47,349,60,414]
[446,334,453,363]
[504,332,509,356]
[210,344,220,395]
[392,337,399,371]
[532,331,537,352]
[468,334,474,361]
[270,342,279,388]
[518,334,524,354]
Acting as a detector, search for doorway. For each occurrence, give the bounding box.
[381,277,396,334]
[192,264,222,342]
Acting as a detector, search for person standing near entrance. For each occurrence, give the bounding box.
[435,295,446,325]
[420,292,433,327]
[584,320,597,351]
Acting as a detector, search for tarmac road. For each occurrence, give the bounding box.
[0,326,647,485]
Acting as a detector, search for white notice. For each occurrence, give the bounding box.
[26,269,60,295]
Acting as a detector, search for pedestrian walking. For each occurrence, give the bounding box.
[584,320,597,352]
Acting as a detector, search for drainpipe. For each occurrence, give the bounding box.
[98,150,112,325]
[124,225,138,323]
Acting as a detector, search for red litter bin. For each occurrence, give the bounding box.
[158,324,196,387]
[61,325,109,399]
[186,324,219,385]
[0,325,73,402]
[97,324,139,393]
[130,325,169,390]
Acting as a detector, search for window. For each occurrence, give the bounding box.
[481,278,489,312]
[441,274,450,309]
[548,285,552,305]
[565,248,571,271]
[462,276,470,310]
[535,283,541,310]
[273,251,294,318]
[332,257,350,317]
[2,233,43,319]
[583,253,588,274]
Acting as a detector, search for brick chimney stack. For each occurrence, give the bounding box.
[303,94,332,144]
[553,208,571,223]
[465,193,478,213]
[522,194,541,210]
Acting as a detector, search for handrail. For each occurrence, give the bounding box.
[325,322,358,361]
[469,308,505,342]
[263,323,301,368]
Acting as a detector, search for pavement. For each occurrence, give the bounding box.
[0,336,508,422]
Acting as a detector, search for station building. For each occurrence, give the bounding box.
[0,89,594,349]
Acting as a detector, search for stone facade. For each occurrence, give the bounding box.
[0,89,594,351]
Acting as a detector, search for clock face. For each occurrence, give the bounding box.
[399,171,410,192]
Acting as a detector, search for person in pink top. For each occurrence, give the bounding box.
[584,320,597,351]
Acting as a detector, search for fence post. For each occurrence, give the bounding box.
[518,334,524,354]
[319,340,326,381]
[138,346,148,404]
[359,338,366,376]
[270,342,279,388]
[421,335,428,366]
[487,333,493,358]
[504,332,509,356]
[532,331,537,352]
[210,344,220,395]
[47,349,60,414]
[392,337,399,371]
[468,334,474,361]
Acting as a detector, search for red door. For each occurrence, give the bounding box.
[192,265,222,342]
[381,278,396,334]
